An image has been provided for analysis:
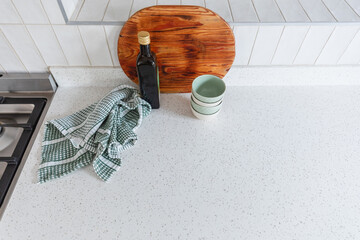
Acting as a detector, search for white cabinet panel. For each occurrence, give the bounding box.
[78,26,113,66]
[53,25,90,66]
[41,0,66,24]
[229,0,259,22]
[205,0,233,22]
[104,26,122,67]
[249,26,284,65]
[233,26,258,65]
[338,30,360,64]
[275,0,310,22]
[272,26,309,65]
[12,0,49,24]
[322,0,360,21]
[0,0,22,24]
[1,25,47,72]
[251,0,284,22]
[27,25,67,66]
[0,31,26,72]
[182,0,205,6]
[316,26,359,65]
[103,0,133,21]
[77,0,109,21]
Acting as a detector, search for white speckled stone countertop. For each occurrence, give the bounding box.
[1,67,360,239]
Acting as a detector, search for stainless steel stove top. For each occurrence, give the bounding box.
[0,73,56,220]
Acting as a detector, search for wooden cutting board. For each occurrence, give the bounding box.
[117,5,235,93]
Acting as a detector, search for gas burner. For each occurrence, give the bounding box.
[0,73,56,220]
[0,119,21,154]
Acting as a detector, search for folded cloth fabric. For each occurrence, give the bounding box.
[38,85,151,183]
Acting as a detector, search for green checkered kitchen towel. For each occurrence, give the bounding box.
[38,85,151,183]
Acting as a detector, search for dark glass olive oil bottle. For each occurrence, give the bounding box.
[136,31,160,109]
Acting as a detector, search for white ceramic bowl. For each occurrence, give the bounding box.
[190,104,221,120]
[191,94,222,107]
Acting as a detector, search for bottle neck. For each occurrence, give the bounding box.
[140,44,151,56]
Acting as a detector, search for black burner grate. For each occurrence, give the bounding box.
[0,97,46,207]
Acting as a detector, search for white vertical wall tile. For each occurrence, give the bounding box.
[76,0,109,21]
[0,30,27,72]
[41,0,66,24]
[346,0,360,16]
[322,0,360,21]
[27,25,68,66]
[130,0,156,16]
[78,26,113,66]
[12,0,49,24]
[229,0,259,22]
[205,0,233,22]
[182,0,205,6]
[104,26,122,67]
[1,25,47,72]
[53,25,90,66]
[0,65,5,73]
[0,0,22,24]
[294,26,334,65]
[61,0,79,20]
[275,0,310,22]
[251,0,285,22]
[103,0,133,21]
[338,30,360,64]
[316,26,359,65]
[272,26,309,65]
[233,26,258,65]
[158,0,180,4]
[298,0,336,22]
[249,26,283,65]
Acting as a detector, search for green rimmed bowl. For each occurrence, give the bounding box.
[191,97,222,115]
[190,105,221,120]
[192,75,226,103]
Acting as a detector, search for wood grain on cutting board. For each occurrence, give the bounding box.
[118,5,235,93]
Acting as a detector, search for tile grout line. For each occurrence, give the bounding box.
[247,26,260,65]
[270,26,285,64]
[250,0,261,22]
[103,26,115,66]
[0,64,5,74]
[40,0,69,66]
[336,26,360,64]
[292,25,311,64]
[0,29,29,73]
[128,0,135,19]
[297,0,312,22]
[320,0,338,22]
[101,0,112,22]
[75,0,85,21]
[13,0,48,68]
[204,0,206,8]
[8,0,30,73]
[227,0,235,23]
[24,25,48,67]
[273,0,286,22]
[314,26,336,64]
[77,26,93,66]
[344,0,360,18]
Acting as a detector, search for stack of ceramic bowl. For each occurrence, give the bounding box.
[190,75,226,120]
